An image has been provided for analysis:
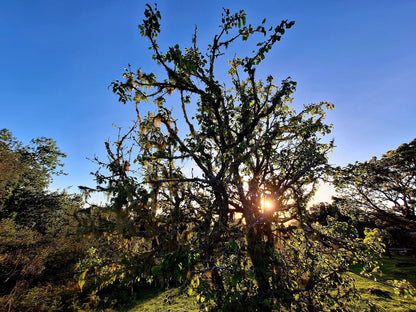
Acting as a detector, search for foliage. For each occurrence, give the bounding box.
[333,138,416,220]
[387,279,416,297]
[0,130,89,312]
[127,274,416,312]
[74,200,198,310]
[307,202,349,225]
[0,129,68,233]
[128,257,416,312]
[83,5,387,311]
[0,129,66,193]
[0,204,87,311]
[333,138,416,247]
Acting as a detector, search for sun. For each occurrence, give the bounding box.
[262,198,274,212]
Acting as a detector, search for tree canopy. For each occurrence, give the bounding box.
[80,6,386,311]
[0,129,88,312]
[0,129,69,232]
[334,139,416,221]
[333,138,416,249]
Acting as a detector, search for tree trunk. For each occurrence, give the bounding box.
[246,227,272,312]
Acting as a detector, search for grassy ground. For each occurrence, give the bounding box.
[126,257,416,312]
[346,256,416,311]
[347,272,416,311]
[125,288,199,312]
[375,257,416,285]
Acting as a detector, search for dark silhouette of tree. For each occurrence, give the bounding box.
[333,138,416,249]
[334,139,416,221]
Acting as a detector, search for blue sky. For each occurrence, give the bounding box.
[1,0,415,198]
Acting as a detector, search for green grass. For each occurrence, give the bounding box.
[126,257,416,312]
[126,287,199,312]
[345,256,416,311]
[375,257,416,285]
[346,272,416,312]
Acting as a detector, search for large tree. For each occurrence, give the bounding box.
[87,6,383,311]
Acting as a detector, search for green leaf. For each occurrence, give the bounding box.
[78,269,88,292]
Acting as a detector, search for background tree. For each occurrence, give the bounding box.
[334,138,416,220]
[333,138,416,248]
[0,129,68,233]
[87,5,384,311]
[0,129,87,312]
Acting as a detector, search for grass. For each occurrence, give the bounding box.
[375,257,416,285]
[346,256,416,311]
[126,287,199,312]
[347,272,416,312]
[126,257,416,312]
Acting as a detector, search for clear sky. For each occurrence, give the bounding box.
[1,0,415,200]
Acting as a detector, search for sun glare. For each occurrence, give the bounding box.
[262,198,274,212]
